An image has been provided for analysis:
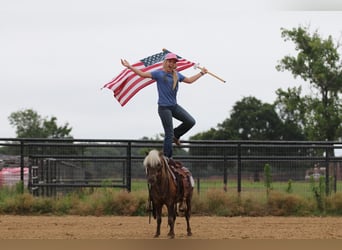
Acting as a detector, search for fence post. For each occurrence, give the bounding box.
[237,142,241,194]
[127,141,132,192]
[20,140,24,194]
[196,177,200,195]
[223,155,227,192]
[325,146,330,196]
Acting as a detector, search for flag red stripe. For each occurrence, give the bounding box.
[114,62,164,99]
[118,79,155,106]
[108,62,160,92]
[104,63,145,90]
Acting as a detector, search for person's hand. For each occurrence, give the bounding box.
[121,59,131,68]
[201,67,208,74]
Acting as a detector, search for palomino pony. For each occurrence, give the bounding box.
[143,149,193,238]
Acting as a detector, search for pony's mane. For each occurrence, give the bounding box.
[143,149,162,169]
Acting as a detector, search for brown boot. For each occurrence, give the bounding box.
[173,137,181,146]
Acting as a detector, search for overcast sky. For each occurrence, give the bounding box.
[1,0,342,140]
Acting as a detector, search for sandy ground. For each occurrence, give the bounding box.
[0,215,342,239]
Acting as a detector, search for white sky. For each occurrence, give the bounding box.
[1,0,342,140]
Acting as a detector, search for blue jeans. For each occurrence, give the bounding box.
[158,104,196,158]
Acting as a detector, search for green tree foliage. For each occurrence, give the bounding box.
[276,26,342,141]
[8,109,73,138]
[227,97,283,140]
[274,86,308,140]
[191,96,303,141]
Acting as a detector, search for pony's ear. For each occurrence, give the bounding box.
[144,149,149,156]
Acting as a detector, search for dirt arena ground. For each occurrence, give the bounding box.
[0,215,342,239]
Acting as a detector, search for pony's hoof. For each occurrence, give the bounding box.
[187,232,192,236]
[154,234,159,238]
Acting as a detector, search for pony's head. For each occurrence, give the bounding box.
[143,149,164,184]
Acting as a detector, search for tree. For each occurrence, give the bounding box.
[191,96,301,141]
[227,96,284,140]
[274,86,307,140]
[276,26,342,141]
[8,109,73,138]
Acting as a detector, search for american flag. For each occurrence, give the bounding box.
[103,50,195,106]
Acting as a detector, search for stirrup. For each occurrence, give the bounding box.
[179,199,187,212]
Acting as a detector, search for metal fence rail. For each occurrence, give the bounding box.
[1,138,342,197]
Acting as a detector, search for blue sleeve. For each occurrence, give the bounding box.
[178,72,185,82]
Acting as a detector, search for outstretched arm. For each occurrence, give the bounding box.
[121,59,152,78]
[183,67,208,84]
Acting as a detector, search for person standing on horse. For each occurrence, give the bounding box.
[121,53,208,158]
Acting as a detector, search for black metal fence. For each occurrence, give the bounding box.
[1,138,342,197]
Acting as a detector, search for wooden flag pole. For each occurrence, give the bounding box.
[194,64,226,83]
[162,48,226,83]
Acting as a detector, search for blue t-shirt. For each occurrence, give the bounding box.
[151,70,185,106]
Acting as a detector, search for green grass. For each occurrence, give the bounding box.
[132,178,342,198]
[1,179,342,216]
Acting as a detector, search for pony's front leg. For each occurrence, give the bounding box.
[154,207,162,238]
[167,205,175,239]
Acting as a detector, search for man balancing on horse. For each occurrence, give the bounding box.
[121,52,207,211]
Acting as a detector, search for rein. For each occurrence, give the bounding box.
[159,156,171,197]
